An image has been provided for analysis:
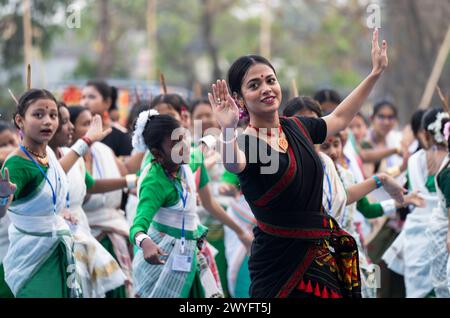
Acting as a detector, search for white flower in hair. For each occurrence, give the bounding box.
[132,109,159,152]
[427,112,450,144]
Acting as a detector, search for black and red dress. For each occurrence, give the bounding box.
[237,116,361,298]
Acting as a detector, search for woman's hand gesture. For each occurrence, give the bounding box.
[0,168,16,199]
[371,28,388,77]
[85,114,112,143]
[208,80,240,130]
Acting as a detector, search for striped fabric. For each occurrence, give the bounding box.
[133,227,197,298]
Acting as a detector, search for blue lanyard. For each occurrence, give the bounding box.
[20,145,59,214]
[166,166,189,252]
[173,168,188,210]
[66,192,70,209]
[323,164,332,215]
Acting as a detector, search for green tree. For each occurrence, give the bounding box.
[0,0,71,117]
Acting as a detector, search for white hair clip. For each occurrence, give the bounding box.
[427,112,450,144]
[132,109,160,152]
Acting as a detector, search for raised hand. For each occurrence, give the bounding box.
[85,114,112,143]
[0,168,16,199]
[208,80,240,130]
[371,28,388,76]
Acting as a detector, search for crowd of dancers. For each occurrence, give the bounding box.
[0,29,449,298]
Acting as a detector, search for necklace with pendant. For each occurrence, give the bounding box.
[248,124,289,152]
[24,146,49,166]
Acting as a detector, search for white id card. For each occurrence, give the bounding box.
[172,254,193,272]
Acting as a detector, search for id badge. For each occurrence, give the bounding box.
[172,253,193,272]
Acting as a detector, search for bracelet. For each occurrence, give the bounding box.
[71,139,89,157]
[218,129,238,145]
[81,136,93,147]
[0,196,9,207]
[125,174,137,190]
[135,233,150,249]
[372,175,383,189]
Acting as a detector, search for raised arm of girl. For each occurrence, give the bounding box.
[59,114,111,173]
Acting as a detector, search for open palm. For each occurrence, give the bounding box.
[0,168,16,198]
[85,114,112,142]
[371,28,388,76]
[208,80,240,130]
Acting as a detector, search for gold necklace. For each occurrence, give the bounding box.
[248,124,289,152]
[24,145,49,166]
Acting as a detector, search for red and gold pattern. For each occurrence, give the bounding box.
[333,236,360,290]
[315,240,340,277]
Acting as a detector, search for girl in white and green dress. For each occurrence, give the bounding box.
[0,209,12,298]
[130,110,253,298]
[0,122,18,298]
[383,109,449,298]
[427,115,450,298]
[50,103,129,298]
[69,106,133,298]
[319,133,423,298]
[0,89,109,298]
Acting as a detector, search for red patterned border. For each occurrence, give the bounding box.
[257,220,332,239]
[276,245,317,298]
[253,145,297,207]
[291,117,313,144]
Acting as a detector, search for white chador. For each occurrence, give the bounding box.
[3,147,77,296]
[383,149,438,297]
[81,142,133,297]
[0,215,10,264]
[426,156,450,298]
[61,147,126,298]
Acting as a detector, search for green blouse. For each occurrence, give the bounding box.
[406,171,436,194]
[425,175,437,193]
[129,161,186,242]
[2,156,47,201]
[1,155,94,202]
[220,170,240,188]
[437,167,450,208]
[356,196,383,219]
[138,149,210,189]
